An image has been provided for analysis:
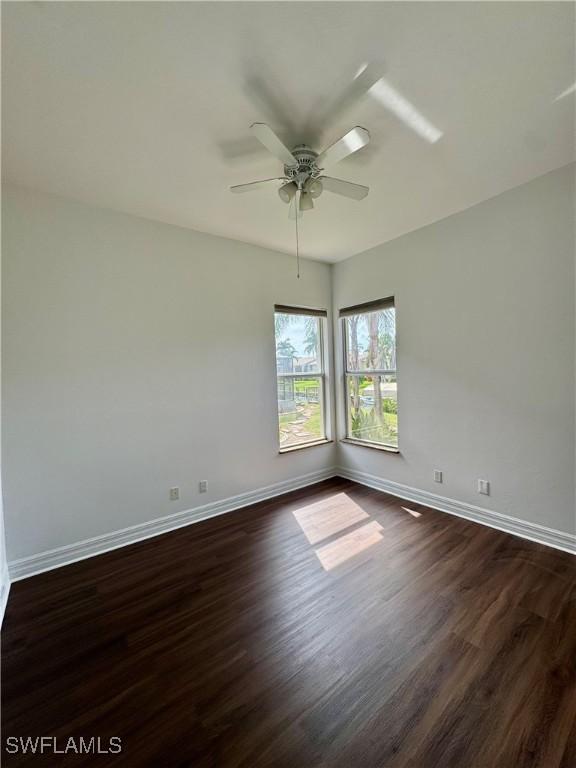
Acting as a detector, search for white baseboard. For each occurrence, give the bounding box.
[0,566,10,629]
[8,465,574,583]
[337,466,576,555]
[8,468,337,581]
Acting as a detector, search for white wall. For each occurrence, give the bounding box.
[3,165,575,569]
[334,165,575,536]
[2,185,335,562]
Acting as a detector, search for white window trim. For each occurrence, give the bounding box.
[341,303,399,452]
[275,309,330,453]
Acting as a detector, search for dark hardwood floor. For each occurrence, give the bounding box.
[2,477,576,767]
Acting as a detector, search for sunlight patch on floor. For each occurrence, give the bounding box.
[314,520,384,571]
[292,492,369,545]
[402,506,422,518]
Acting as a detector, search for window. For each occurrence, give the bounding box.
[341,298,398,450]
[274,305,328,450]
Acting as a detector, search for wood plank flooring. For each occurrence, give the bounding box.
[2,478,576,767]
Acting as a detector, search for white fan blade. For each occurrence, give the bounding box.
[320,176,369,200]
[316,127,370,169]
[367,79,443,144]
[251,123,298,167]
[230,178,286,193]
[289,189,303,219]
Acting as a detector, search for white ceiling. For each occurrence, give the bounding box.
[3,2,575,263]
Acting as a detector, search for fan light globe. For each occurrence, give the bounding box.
[278,182,296,204]
[308,179,323,199]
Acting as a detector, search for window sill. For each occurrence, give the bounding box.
[340,438,400,454]
[279,439,333,454]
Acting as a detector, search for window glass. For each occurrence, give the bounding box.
[345,307,396,372]
[275,313,321,375]
[343,303,398,448]
[275,310,326,449]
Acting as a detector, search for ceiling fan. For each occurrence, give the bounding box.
[230,123,370,218]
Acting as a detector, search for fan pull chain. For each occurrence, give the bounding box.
[295,206,300,279]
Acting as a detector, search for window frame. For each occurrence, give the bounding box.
[274,306,330,453]
[340,298,399,453]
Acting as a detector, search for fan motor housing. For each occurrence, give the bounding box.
[284,145,321,186]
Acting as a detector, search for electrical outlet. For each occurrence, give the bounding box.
[169,487,179,501]
[477,479,490,496]
[198,480,208,494]
[434,470,443,483]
